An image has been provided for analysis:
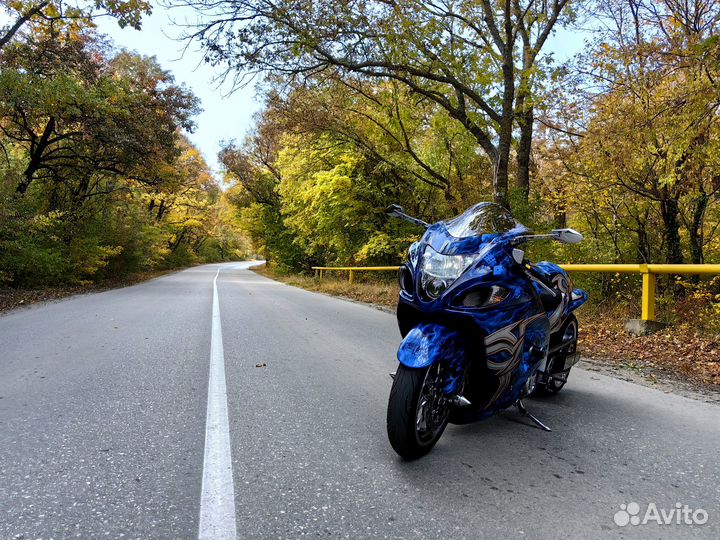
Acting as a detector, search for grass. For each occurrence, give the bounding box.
[253,264,399,309]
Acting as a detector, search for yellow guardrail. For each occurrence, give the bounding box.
[313,263,720,322]
[313,266,400,284]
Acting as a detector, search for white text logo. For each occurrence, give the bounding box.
[614,502,708,527]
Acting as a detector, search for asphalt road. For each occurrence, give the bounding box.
[1,262,718,540]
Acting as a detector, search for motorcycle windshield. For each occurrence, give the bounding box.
[444,202,521,239]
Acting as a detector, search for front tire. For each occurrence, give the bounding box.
[387,363,450,460]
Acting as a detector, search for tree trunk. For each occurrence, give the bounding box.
[494,145,511,210]
[17,116,56,194]
[156,200,167,221]
[443,185,462,214]
[170,230,187,252]
[688,191,708,265]
[660,196,683,264]
[636,224,651,263]
[516,105,533,199]
[493,105,512,210]
[494,0,514,212]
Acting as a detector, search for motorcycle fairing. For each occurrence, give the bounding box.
[531,261,588,330]
[396,322,465,394]
[397,322,461,369]
[569,288,589,313]
[530,262,572,332]
[398,246,552,412]
[483,312,550,409]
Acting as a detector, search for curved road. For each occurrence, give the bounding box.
[0,262,717,540]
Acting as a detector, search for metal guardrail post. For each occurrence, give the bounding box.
[640,266,656,322]
[349,270,355,285]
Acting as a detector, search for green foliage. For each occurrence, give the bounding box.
[236,202,305,272]
[186,0,575,208]
[211,0,720,318]
[0,26,248,288]
[277,139,378,264]
[221,99,454,271]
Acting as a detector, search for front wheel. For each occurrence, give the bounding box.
[387,363,450,460]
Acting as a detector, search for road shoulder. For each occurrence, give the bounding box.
[254,266,720,406]
[0,265,203,316]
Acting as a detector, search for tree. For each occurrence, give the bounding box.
[179,0,574,209]
[0,0,151,50]
[0,26,244,286]
[221,96,437,268]
[220,109,306,268]
[0,31,199,197]
[553,0,720,265]
[265,81,490,213]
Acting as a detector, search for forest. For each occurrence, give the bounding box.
[4,0,720,323]
[196,0,720,311]
[0,0,249,289]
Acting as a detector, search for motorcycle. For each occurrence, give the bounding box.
[386,202,588,460]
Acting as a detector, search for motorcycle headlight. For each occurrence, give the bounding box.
[420,246,475,300]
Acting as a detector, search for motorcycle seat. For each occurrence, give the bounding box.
[539,288,562,312]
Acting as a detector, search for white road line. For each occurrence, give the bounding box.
[198,268,237,540]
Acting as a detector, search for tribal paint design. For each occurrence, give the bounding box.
[533,261,574,332]
[548,274,571,332]
[484,313,546,375]
[483,313,547,405]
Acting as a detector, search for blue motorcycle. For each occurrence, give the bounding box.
[386,202,588,459]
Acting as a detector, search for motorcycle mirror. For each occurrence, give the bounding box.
[512,248,525,265]
[551,228,583,244]
[385,204,430,229]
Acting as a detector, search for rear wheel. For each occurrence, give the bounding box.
[536,315,578,396]
[387,363,450,460]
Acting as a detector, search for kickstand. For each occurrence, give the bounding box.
[515,399,552,432]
